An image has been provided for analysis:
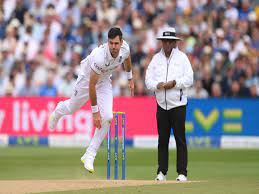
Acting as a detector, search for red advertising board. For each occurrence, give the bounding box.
[0,97,157,137]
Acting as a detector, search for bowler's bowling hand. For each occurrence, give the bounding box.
[93,111,102,129]
[128,79,134,96]
[157,82,165,90]
[164,80,176,89]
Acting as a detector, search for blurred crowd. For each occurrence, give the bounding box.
[0,0,258,98]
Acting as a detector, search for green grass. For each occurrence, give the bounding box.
[0,147,259,193]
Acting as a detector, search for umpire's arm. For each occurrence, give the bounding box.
[175,54,194,89]
[145,56,159,91]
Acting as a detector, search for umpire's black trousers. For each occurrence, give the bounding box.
[156,104,188,176]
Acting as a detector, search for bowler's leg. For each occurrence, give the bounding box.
[48,75,89,129]
[82,81,113,172]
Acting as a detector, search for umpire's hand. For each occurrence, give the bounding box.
[157,82,166,90]
[164,80,176,89]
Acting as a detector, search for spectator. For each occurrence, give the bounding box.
[225,0,239,23]
[202,65,214,95]
[3,73,16,96]
[211,82,222,97]
[213,52,225,82]
[0,43,15,76]
[227,80,241,97]
[0,11,7,39]
[238,71,251,97]
[29,0,45,20]
[39,71,57,96]
[249,84,258,98]
[188,79,208,98]
[18,75,38,96]
[221,66,234,96]
[239,0,253,21]
[0,0,257,98]
[0,66,4,96]
[58,71,76,97]
[244,65,258,88]
[134,80,146,96]
[97,0,118,25]
[11,0,28,24]
[251,28,259,50]
[132,40,146,75]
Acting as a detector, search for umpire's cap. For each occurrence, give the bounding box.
[156,27,181,41]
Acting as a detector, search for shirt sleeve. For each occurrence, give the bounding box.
[122,40,130,59]
[90,62,102,75]
[90,53,104,75]
[175,54,194,89]
[145,56,159,91]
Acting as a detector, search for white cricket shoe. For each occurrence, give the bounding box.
[176,174,187,181]
[48,111,59,129]
[80,153,87,164]
[81,153,95,173]
[155,171,166,181]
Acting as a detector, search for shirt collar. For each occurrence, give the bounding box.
[161,47,178,59]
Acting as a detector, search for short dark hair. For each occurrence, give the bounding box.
[108,27,123,40]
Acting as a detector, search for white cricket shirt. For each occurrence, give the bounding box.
[145,48,194,110]
[79,40,130,82]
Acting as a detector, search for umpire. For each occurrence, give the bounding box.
[145,27,193,181]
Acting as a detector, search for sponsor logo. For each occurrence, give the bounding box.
[9,136,48,146]
[2,101,92,135]
[94,63,102,71]
[187,136,220,148]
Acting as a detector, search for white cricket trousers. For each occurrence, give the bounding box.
[54,75,113,156]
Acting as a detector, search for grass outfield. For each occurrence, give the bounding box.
[0,147,259,194]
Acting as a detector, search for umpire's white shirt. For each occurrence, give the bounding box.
[145,48,193,110]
